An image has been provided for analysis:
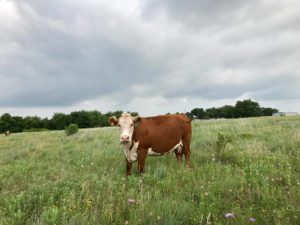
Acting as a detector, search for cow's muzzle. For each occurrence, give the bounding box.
[121,134,130,142]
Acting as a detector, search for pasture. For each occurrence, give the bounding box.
[0,116,299,225]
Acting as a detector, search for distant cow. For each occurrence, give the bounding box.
[109,113,192,175]
[5,130,10,136]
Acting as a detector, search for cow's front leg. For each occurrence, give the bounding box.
[137,148,147,175]
[126,159,132,176]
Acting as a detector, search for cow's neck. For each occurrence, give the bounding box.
[122,141,133,151]
[122,140,139,163]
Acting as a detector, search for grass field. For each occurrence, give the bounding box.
[0,116,300,225]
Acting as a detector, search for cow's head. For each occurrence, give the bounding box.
[109,112,142,143]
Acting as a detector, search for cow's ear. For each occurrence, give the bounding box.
[108,116,119,126]
[133,116,142,127]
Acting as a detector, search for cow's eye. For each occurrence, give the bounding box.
[118,124,121,127]
[130,123,133,127]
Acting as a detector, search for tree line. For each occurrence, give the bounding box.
[0,110,138,133]
[0,99,278,133]
[187,99,278,119]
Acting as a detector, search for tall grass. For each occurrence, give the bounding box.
[0,116,299,225]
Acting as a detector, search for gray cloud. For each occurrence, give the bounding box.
[0,0,300,115]
[1,0,160,106]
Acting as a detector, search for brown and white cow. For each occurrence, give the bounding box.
[109,113,192,175]
[5,130,10,136]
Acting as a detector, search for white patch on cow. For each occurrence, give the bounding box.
[148,148,162,156]
[147,140,183,156]
[123,141,139,163]
[168,140,183,153]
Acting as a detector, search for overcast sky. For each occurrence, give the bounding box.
[1,0,299,118]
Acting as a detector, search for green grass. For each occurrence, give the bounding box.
[0,116,300,225]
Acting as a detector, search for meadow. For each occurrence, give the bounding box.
[0,116,299,225]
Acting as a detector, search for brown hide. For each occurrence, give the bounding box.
[129,114,192,175]
[133,114,191,153]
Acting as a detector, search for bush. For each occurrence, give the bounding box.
[65,124,78,136]
[216,132,234,162]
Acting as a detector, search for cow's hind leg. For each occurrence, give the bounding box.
[182,136,191,168]
[175,145,183,167]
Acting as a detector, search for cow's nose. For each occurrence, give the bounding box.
[121,135,129,141]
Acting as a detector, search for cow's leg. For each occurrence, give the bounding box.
[126,159,132,176]
[137,148,147,175]
[182,136,192,168]
[175,146,183,167]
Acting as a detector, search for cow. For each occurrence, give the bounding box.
[109,113,192,175]
[5,130,10,136]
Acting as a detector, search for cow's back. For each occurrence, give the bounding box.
[133,114,191,153]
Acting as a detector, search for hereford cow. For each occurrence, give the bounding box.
[5,130,10,136]
[109,113,192,175]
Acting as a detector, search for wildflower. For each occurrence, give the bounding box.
[124,220,129,225]
[127,198,136,205]
[249,217,256,222]
[224,213,234,218]
[86,199,93,208]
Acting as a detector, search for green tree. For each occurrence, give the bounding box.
[44,118,56,130]
[70,111,91,128]
[52,113,70,130]
[130,112,139,117]
[0,113,24,132]
[23,116,44,129]
[205,107,220,119]
[260,107,279,116]
[219,105,235,118]
[235,99,261,118]
[191,108,205,119]
[105,111,123,119]
[88,111,102,127]
[0,113,12,132]
[11,116,24,132]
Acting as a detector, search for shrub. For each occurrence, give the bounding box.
[65,124,78,136]
[216,132,234,162]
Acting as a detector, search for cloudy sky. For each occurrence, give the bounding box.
[1,0,300,117]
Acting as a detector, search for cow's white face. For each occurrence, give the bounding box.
[109,113,141,143]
